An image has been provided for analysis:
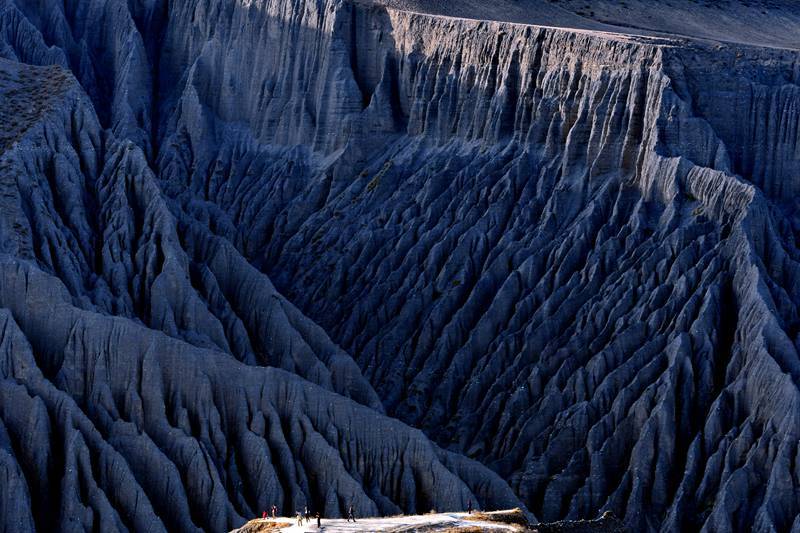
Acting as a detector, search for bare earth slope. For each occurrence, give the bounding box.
[1,0,800,532]
[0,58,522,532]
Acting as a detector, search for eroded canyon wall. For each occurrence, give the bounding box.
[0,0,799,531]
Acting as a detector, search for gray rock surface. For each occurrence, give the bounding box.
[0,54,521,531]
[0,0,799,531]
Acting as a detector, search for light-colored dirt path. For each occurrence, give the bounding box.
[238,511,521,532]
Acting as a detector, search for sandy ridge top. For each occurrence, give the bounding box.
[353,0,800,51]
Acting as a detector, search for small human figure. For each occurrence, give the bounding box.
[262,511,267,519]
[296,511,303,526]
[316,512,321,528]
[347,504,356,522]
[272,505,277,518]
[305,505,310,524]
[467,499,473,514]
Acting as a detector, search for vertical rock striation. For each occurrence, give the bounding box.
[0,0,799,531]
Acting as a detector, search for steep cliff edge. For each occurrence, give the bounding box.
[1,0,799,531]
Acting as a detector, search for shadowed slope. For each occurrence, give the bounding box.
[0,49,522,533]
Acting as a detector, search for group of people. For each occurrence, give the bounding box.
[260,504,357,528]
[259,502,481,527]
[261,505,278,519]
[295,506,322,527]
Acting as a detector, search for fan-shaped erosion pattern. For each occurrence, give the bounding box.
[0,0,799,531]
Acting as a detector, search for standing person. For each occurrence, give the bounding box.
[272,505,277,518]
[296,511,303,526]
[347,504,356,522]
[304,505,310,524]
[262,510,267,519]
[316,512,321,528]
[467,500,473,514]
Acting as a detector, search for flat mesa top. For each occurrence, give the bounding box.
[357,0,800,51]
[234,510,529,532]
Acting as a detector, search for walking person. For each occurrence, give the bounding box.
[271,505,277,518]
[296,511,303,526]
[347,504,356,522]
[467,499,473,514]
[304,505,310,524]
[316,512,321,528]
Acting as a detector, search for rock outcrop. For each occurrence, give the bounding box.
[0,0,799,531]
